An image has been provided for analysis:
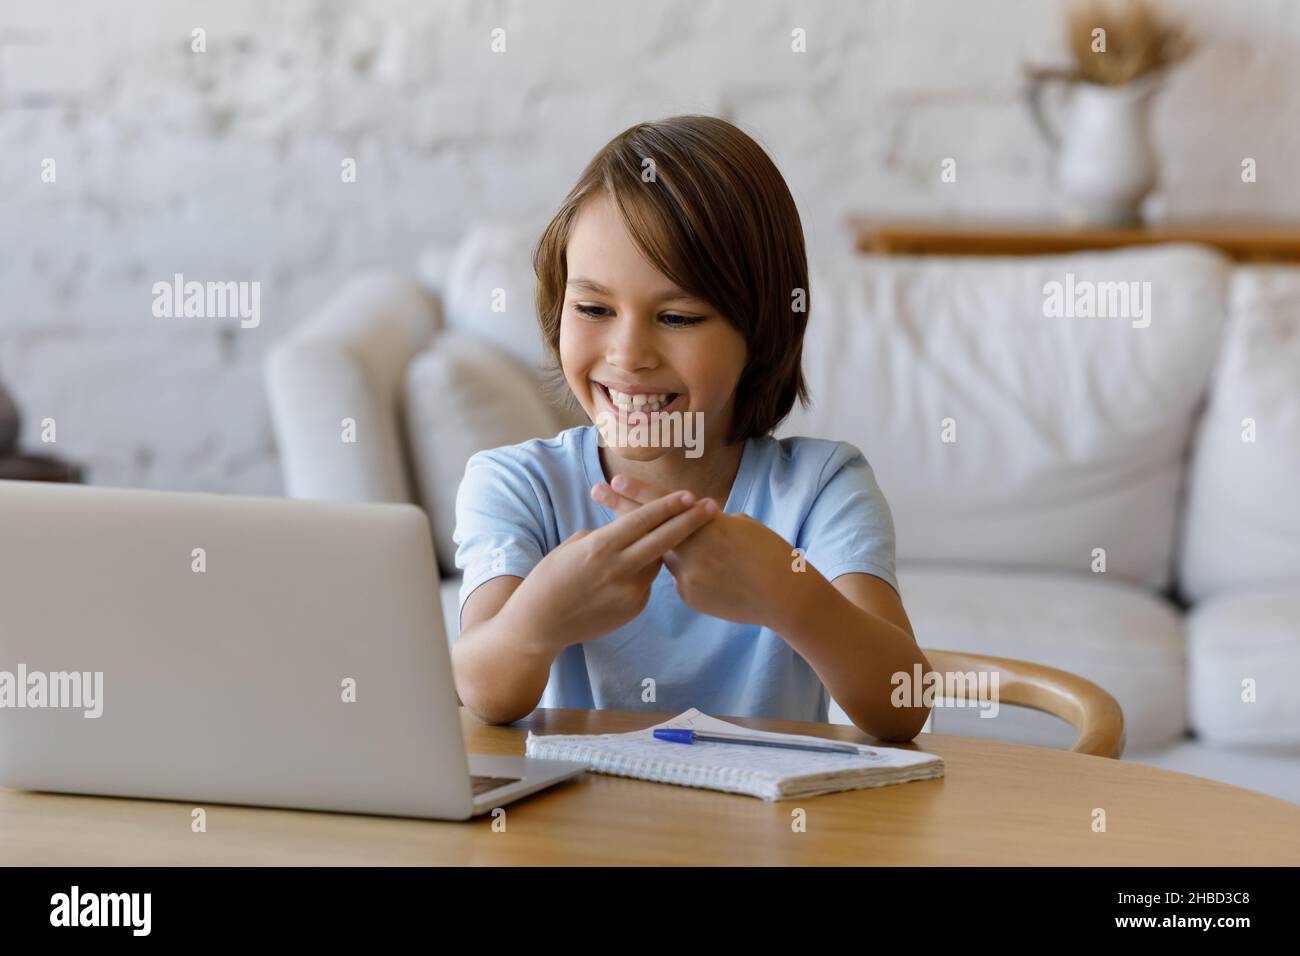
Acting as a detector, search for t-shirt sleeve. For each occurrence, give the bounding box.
[452,450,549,632]
[799,443,899,594]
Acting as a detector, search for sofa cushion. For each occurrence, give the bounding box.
[442,220,552,373]
[404,331,565,574]
[1187,588,1300,746]
[782,245,1230,590]
[264,272,440,504]
[872,564,1188,751]
[1179,266,1300,603]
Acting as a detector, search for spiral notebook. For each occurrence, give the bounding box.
[524,708,944,801]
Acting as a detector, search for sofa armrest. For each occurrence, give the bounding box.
[264,272,441,502]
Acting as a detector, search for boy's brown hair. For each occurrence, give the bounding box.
[533,114,810,444]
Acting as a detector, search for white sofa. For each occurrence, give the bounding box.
[264,223,1300,804]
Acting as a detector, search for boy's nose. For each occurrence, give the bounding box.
[606,316,659,369]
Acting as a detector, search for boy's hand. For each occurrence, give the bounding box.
[507,489,719,652]
[591,475,797,628]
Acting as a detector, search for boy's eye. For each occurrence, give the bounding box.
[572,303,703,328]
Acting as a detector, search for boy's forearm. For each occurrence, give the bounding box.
[451,599,560,725]
[772,570,931,741]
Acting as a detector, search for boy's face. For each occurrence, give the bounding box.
[559,193,748,460]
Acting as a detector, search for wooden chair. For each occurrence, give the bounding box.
[921,650,1126,759]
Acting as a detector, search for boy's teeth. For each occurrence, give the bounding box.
[604,385,674,411]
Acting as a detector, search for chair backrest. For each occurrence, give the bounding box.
[922,649,1126,758]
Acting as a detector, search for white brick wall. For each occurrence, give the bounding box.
[1,0,1297,492]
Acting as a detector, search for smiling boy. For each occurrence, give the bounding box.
[451,115,931,740]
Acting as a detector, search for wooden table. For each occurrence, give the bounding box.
[3,708,1298,865]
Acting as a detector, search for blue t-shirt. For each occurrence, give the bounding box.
[452,425,898,723]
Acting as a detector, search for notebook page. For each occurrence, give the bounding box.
[526,709,941,777]
[644,708,938,769]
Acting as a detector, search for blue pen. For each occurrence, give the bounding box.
[653,728,879,758]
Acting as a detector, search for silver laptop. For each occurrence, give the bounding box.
[0,480,587,820]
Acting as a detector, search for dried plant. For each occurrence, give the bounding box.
[1065,0,1193,85]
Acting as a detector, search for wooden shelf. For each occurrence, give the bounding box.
[850,218,1300,263]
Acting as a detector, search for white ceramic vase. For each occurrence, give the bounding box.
[1027,72,1162,227]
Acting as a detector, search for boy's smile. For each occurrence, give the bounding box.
[590,380,685,419]
[558,192,747,496]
